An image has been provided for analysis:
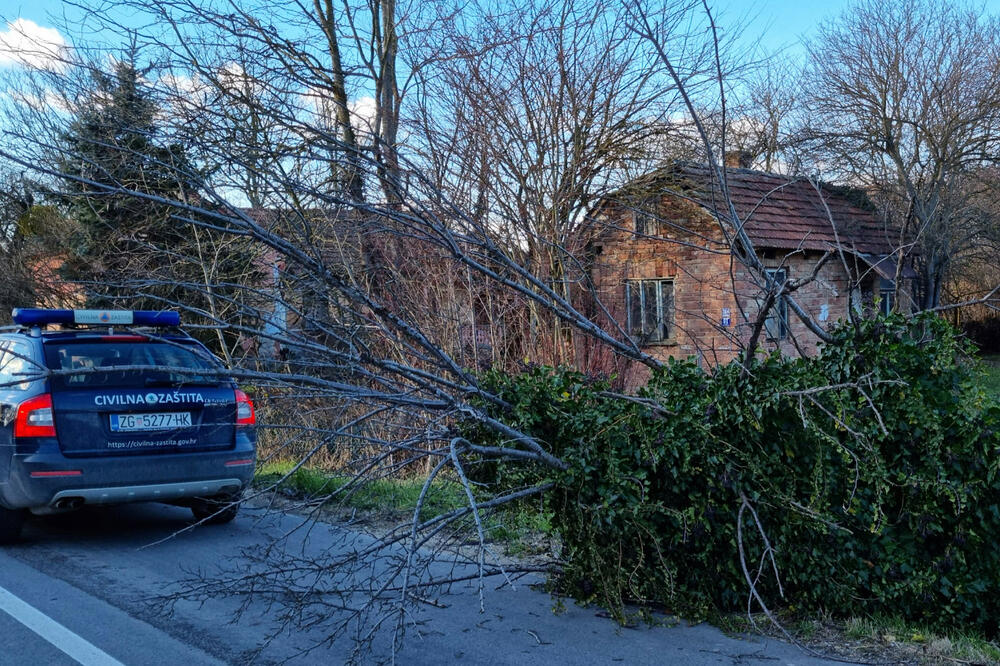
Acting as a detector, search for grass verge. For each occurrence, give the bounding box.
[254,460,466,519]
[717,611,1000,664]
[843,614,1000,664]
[253,460,557,557]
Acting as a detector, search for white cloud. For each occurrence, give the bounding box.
[0,18,68,71]
[160,71,206,98]
[299,89,379,136]
[349,95,377,135]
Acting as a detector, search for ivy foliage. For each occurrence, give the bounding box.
[464,314,1000,633]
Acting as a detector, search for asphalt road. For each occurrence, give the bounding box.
[0,502,854,665]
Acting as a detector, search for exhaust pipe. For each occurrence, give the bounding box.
[53,497,84,510]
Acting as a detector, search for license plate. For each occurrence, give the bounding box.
[110,412,193,432]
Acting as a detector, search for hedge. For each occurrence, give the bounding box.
[463,314,1000,633]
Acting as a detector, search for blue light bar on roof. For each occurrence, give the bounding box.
[11,309,181,327]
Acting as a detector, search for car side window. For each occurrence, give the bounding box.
[0,341,35,391]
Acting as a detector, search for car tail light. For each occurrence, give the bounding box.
[235,389,256,426]
[15,393,56,438]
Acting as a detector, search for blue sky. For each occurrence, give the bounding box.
[4,0,1000,69]
[0,0,942,63]
[726,0,857,56]
[724,0,1000,60]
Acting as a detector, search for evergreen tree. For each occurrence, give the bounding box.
[56,57,198,305]
[54,56,258,358]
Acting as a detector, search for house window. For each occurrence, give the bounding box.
[634,200,660,236]
[878,277,895,316]
[626,279,673,343]
[764,268,788,340]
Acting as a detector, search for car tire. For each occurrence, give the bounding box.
[190,494,240,525]
[0,506,26,544]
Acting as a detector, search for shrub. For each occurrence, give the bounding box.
[464,314,1000,633]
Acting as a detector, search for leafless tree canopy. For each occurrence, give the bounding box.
[802,0,1000,309]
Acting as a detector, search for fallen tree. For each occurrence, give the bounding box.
[0,0,998,660]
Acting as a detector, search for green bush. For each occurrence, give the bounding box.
[463,314,1000,633]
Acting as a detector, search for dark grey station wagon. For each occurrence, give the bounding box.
[0,309,256,542]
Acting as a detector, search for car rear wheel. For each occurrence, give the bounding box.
[190,494,240,524]
[0,506,26,544]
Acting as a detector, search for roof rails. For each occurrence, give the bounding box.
[11,309,181,328]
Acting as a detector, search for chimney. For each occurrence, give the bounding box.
[724,150,755,169]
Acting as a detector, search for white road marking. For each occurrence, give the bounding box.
[0,585,126,666]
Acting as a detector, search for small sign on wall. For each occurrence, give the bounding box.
[721,308,731,327]
[819,304,829,322]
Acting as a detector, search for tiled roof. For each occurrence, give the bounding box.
[665,163,899,255]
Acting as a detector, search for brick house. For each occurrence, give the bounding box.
[585,162,915,366]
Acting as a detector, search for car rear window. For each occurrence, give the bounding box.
[43,340,227,390]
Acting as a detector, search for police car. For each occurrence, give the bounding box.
[0,309,257,542]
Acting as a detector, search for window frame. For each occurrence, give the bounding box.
[633,199,661,237]
[764,268,789,340]
[878,277,895,316]
[625,278,674,344]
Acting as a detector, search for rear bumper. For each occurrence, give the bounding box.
[0,435,255,510]
[50,478,245,508]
